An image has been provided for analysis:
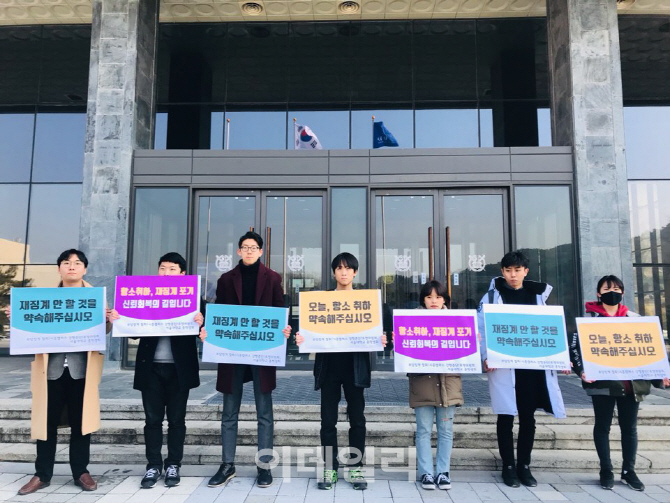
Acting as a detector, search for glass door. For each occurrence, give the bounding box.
[370,189,508,370]
[193,190,326,369]
[262,192,326,366]
[373,192,436,369]
[441,190,508,311]
[195,192,259,303]
[193,192,258,368]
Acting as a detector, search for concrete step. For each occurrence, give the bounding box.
[2,400,670,426]
[1,442,669,473]
[2,419,670,452]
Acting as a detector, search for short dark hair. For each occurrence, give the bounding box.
[419,280,450,307]
[238,231,263,249]
[57,249,88,268]
[331,252,358,273]
[500,251,529,269]
[597,275,625,295]
[158,252,187,272]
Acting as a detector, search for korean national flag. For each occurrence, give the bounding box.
[294,123,323,150]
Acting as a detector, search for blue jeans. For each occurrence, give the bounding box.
[415,405,456,477]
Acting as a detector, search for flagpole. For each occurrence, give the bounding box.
[225,118,230,150]
[371,115,375,149]
[293,117,297,150]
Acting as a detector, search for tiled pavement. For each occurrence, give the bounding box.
[4,355,669,406]
[1,463,670,503]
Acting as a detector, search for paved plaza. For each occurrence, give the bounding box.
[1,462,670,503]
[2,356,670,502]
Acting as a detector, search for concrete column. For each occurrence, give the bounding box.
[547,0,634,307]
[80,0,158,362]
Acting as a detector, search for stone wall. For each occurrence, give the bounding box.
[547,0,635,307]
[80,0,158,362]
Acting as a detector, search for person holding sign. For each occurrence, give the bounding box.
[8,249,108,496]
[295,253,387,491]
[207,231,288,490]
[108,252,205,489]
[409,280,463,491]
[478,251,567,489]
[569,275,669,492]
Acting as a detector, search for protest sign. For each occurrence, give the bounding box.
[201,304,289,367]
[393,309,481,373]
[10,287,106,354]
[298,289,383,353]
[483,304,570,370]
[576,316,670,381]
[112,275,201,337]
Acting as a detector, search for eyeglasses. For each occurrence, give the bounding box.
[240,246,260,252]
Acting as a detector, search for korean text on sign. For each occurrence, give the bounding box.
[393,309,482,374]
[10,287,107,355]
[576,316,670,381]
[112,275,201,337]
[483,303,570,371]
[298,289,383,353]
[201,304,289,367]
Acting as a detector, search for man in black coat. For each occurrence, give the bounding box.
[111,252,204,489]
[207,231,286,490]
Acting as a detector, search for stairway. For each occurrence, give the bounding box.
[1,400,669,473]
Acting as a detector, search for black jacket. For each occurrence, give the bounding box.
[133,334,201,391]
[313,352,372,390]
[569,312,664,401]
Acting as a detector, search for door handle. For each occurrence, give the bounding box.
[265,227,272,268]
[446,226,451,308]
[428,226,434,281]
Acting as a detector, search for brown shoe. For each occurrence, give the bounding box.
[18,476,49,495]
[74,473,97,491]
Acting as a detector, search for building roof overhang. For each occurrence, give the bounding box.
[0,0,667,27]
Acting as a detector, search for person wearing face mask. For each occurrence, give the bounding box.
[569,275,670,493]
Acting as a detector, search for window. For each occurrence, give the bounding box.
[515,186,578,331]
[26,185,83,264]
[131,188,189,275]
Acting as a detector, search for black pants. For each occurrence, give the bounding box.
[497,369,551,468]
[35,368,90,482]
[320,375,366,470]
[592,395,639,473]
[141,363,190,471]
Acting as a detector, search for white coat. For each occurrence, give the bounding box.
[477,277,566,419]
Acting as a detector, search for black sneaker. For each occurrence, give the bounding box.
[317,469,337,490]
[436,472,451,490]
[256,468,273,488]
[208,463,235,488]
[346,467,367,490]
[164,465,180,487]
[599,469,614,490]
[140,468,161,489]
[502,465,520,488]
[622,470,645,491]
[517,465,537,487]
[420,473,436,490]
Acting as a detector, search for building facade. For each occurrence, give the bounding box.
[0,0,669,369]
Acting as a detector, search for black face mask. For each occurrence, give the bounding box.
[600,291,623,306]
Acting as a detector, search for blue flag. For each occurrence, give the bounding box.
[373,121,399,148]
